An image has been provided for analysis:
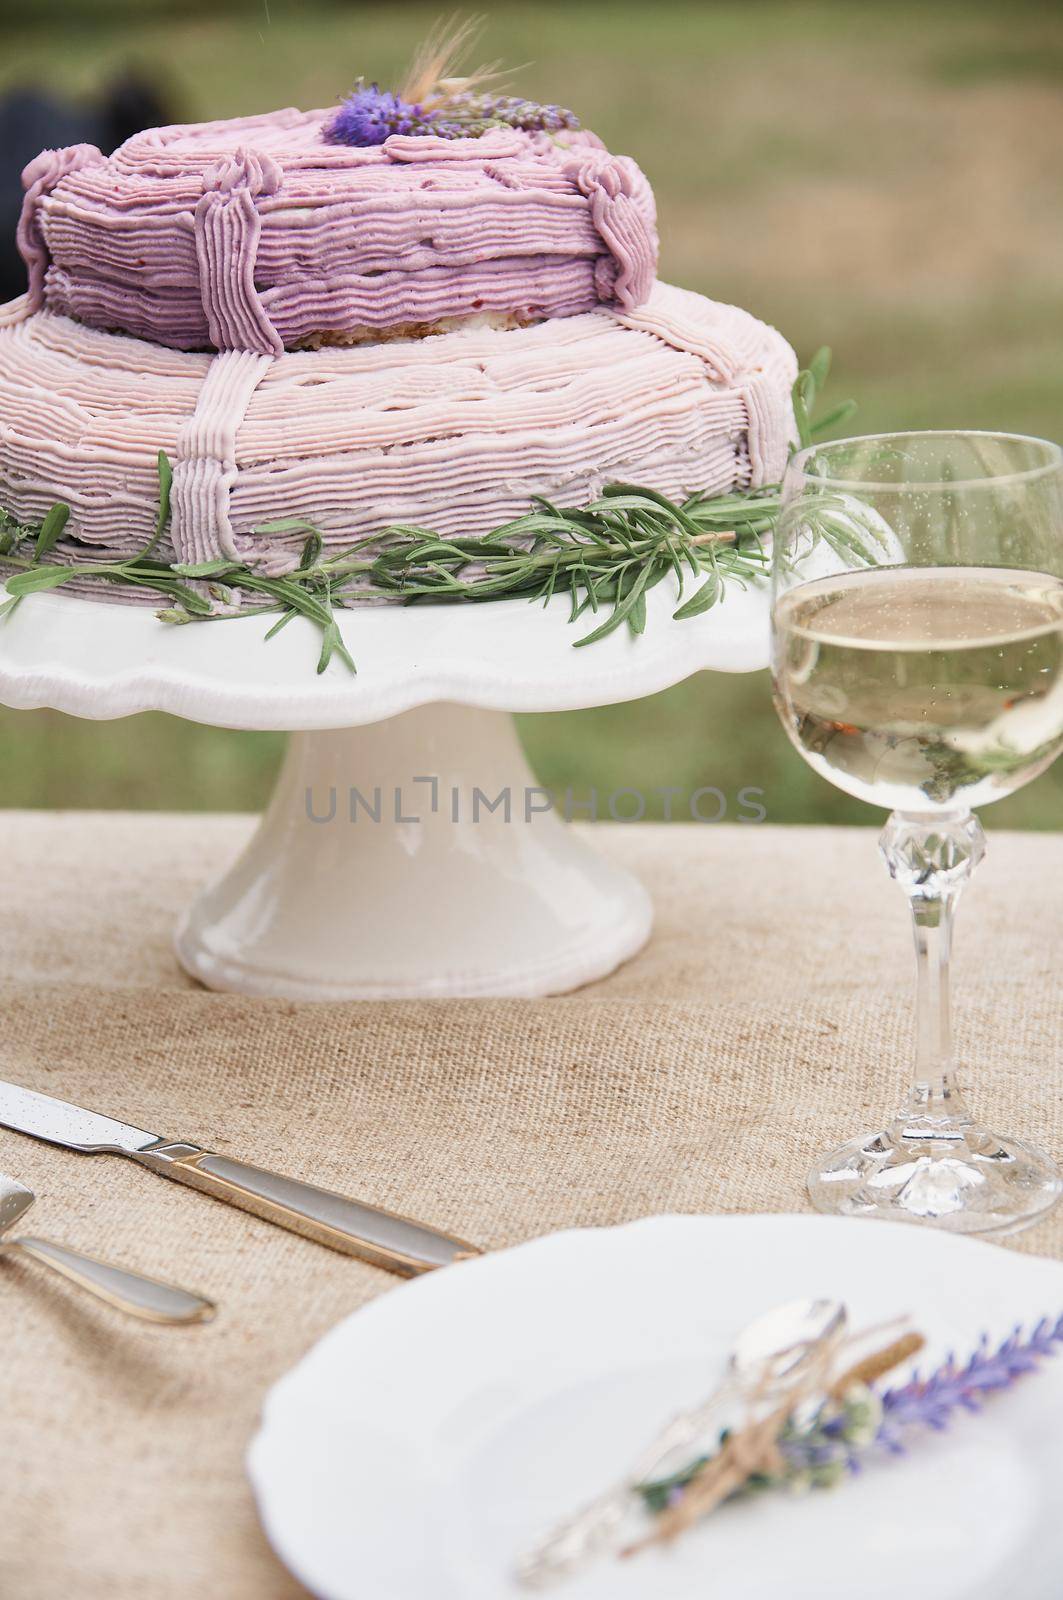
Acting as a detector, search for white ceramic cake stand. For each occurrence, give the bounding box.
[0,580,769,998]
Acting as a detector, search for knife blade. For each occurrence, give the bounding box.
[0,1079,479,1276]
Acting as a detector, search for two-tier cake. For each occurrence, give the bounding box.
[0,85,797,595]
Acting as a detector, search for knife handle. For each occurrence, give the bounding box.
[10,1236,215,1324]
[135,1144,480,1276]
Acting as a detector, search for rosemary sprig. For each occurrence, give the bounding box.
[0,351,856,675]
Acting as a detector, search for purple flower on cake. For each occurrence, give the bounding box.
[323,22,581,147]
[322,82,580,148]
[322,85,423,146]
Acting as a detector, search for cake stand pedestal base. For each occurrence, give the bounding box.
[0,580,770,999]
[174,702,652,1000]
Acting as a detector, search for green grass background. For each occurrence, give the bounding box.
[1,0,1061,826]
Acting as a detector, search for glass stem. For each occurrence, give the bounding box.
[906,890,967,1126]
[879,810,987,1138]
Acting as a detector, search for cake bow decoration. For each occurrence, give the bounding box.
[566,150,657,309]
[17,141,104,310]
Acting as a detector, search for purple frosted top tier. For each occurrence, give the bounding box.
[17,107,659,353]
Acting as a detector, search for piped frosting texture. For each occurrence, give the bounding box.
[0,283,796,584]
[19,107,659,353]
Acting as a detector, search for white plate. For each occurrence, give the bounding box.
[247,1214,1063,1600]
[0,573,769,730]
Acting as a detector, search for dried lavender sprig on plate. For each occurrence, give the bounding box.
[638,1313,1063,1513]
[876,1314,1063,1449]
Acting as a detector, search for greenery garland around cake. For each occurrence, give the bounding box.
[0,352,867,675]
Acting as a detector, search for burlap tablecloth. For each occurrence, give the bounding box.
[2,812,1060,1597]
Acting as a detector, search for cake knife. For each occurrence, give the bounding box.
[0,1079,479,1276]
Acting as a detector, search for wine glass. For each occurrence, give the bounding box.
[771,431,1063,1233]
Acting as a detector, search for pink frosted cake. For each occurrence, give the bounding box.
[0,82,797,596]
[18,109,658,353]
[0,285,795,577]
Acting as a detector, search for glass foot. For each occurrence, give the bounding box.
[808,1123,1062,1235]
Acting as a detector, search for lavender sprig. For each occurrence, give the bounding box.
[442,93,580,134]
[876,1314,1063,1451]
[323,82,579,147]
[639,1315,1063,1513]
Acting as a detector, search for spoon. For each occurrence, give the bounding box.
[517,1296,847,1587]
[0,1172,215,1324]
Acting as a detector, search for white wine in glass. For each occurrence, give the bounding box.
[772,432,1063,1233]
[777,566,1063,811]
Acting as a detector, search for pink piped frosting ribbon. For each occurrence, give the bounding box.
[566,152,657,310]
[170,348,277,568]
[381,130,525,163]
[18,143,105,310]
[193,149,285,356]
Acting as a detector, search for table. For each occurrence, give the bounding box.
[2,814,1060,1598]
